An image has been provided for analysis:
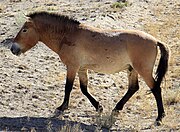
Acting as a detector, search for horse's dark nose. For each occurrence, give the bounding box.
[10,43,21,56]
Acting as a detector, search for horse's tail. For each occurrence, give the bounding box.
[155,41,169,87]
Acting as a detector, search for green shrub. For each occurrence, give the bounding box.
[111,1,128,9]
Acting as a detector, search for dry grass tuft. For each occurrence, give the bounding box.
[60,121,82,132]
[95,111,116,129]
[163,89,180,106]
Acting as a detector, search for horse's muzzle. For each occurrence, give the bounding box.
[10,43,21,56]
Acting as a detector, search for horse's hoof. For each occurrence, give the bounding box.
[56,103,68,112]
[51,109,64,118]
[154,120,162,126]
[111,109,119,116]
[96,105,103,113]
[57,106,68,111]
[154,113,165,126]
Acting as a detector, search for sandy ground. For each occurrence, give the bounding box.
[0,0,179,131]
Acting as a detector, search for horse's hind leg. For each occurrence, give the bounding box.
[135,67,165,125]
[151,84,165,125]
[113,66,139,112]
[78,68,103,112]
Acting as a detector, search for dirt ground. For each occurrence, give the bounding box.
[0,0,179,131]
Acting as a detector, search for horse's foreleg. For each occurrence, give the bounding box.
[113,67,139,112]
[78,68,103,112]
[56,66,77,111]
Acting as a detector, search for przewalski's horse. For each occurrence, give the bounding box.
[10,12,169,125]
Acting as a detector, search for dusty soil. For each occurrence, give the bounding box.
[0,0,179,131]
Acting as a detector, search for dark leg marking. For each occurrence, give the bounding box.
[151,85,165,125]
[79,69,103,112]
[56,77,74,111]
[113,67,139,111]
[80,83,103,112]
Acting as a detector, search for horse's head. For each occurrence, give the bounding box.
[11,18,39,56]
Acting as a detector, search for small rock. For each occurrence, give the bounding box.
[32,95,39,99]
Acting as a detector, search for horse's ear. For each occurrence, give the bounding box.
[24,15,31,21]
[22,13,31,21]
[25,17,36,28]
[27,17,33,22]
[24,15,33,23]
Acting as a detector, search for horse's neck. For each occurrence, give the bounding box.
[37,21,79,53]
[38,27,64,54]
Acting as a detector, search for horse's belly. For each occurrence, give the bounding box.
[80,47,130,74]
[84,61,129,74]
[94,65,128,74]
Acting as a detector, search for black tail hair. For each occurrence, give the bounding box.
[155,41,169,87]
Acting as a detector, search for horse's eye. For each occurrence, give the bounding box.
[22,29,28,33]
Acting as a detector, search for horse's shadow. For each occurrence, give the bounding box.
[0,116,111,132]
[0,117,108,132]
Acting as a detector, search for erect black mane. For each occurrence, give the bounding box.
[27,11,80,25]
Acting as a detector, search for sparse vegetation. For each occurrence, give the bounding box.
[164,89,180,106]
[60,122,82,132]
[95,112,116,129]
[111,1,128,9]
